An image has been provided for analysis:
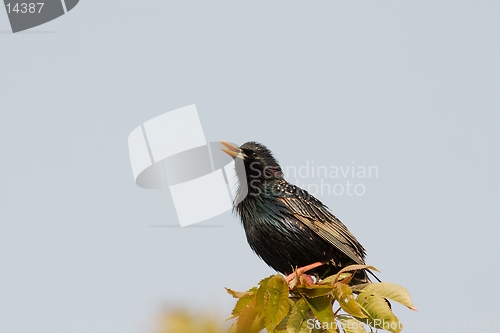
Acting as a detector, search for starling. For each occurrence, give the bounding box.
[221,141,372,284]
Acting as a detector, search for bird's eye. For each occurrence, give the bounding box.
[252,152,258,157]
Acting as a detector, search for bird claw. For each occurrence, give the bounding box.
[285,262,324,288]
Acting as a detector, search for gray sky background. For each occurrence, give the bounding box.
[1,1,499,333]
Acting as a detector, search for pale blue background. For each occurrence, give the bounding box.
[1,1,499,333]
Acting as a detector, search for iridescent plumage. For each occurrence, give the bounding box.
[223,141,371,283]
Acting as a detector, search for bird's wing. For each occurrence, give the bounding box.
[275,182,366,265]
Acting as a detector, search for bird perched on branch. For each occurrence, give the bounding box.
[221,141,373,285]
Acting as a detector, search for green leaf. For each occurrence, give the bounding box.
[333,265,378,284]
[275,309,292,332]
[225,287,255,299]
[229,291,257,319]
[259,275,274,285]
[228,321,238,333]
[337,315,367,333]
[356,292,402,333]
[255,276,273,314]
[321,273,353,285]
[294,285,334,298]
[265,275,291,332]
[274,329,290,333]
[234,299,265,333]
[305,296,337,333]
[351,282,417,311]
[348,283,370,292]
[332,283,366,319]
[227,267,415,333]
[287,297,311,333]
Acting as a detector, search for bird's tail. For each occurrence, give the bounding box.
[351,267,381,285]
[366,268,382,282]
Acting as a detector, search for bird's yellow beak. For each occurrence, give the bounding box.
[221,141,247,159]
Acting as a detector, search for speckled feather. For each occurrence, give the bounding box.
[232,141,370,283]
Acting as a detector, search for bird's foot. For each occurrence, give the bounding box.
[286,262,324,288]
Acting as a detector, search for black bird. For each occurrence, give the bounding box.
[221,141,371,284]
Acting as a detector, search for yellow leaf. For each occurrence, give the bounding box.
[356,292,402,333]
[352,282,417,311]
[332,283,366,319]
[234,300,265,333]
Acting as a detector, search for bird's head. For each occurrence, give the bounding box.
[221,141,283,184]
